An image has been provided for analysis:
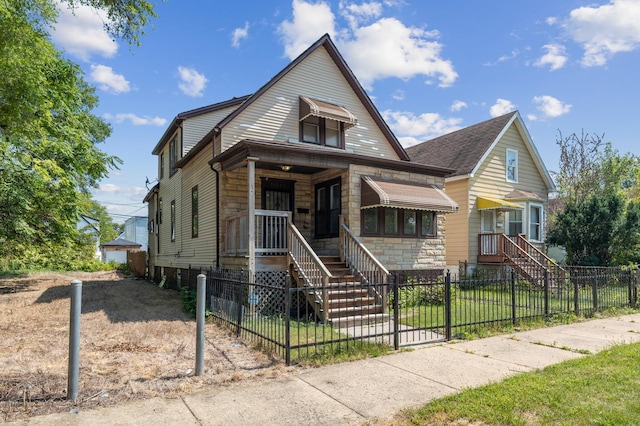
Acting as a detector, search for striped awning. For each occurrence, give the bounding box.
[361,176,458,213]
[299,96,357,129]
[477,196,523,211]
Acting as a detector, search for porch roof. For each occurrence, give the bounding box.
[299,96,357,129]
[361,176,459,213]
[209,139,456,177]
[477,196,523,211]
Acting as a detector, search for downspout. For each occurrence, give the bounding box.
[211,128,221,268]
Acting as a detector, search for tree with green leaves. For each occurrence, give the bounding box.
[547,131,640,266]
[0,0,156,270]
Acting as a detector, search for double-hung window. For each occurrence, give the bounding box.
[169,137,180,176]
[170,200,176,242]
[529,204,543,241]
[299,96,356,149]
[506,148,518,183]
[191,186,198,238]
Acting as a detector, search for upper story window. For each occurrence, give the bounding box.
[159,153,165,179]
[506,148,518,183]
[299,96,357,149]
[169,137,180,176]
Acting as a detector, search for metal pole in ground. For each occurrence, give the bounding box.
[67,280,82,400]
[196,273,206,376]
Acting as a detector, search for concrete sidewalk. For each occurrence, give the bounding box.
[15,314,640,425]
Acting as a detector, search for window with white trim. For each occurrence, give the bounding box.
[529,204,543,241]
[508,208,523,235]
[506,148,518,183]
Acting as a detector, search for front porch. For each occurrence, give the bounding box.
[478,233,565,283]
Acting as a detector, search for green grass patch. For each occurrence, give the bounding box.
[399,342,640,425]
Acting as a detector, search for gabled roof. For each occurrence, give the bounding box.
[101,239,141,248]
[151,96,251,155]
[407,111,555,190]
[407,112,516,177]
[211,34,410,161]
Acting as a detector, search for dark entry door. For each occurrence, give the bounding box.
[261,178,294,250]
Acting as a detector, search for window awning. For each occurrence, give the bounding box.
[299,96,357,129]
[477,196,523,211]
[361,176,459,213]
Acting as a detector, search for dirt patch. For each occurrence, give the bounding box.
[0,271,294,422]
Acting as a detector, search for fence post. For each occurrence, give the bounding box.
[195,274,206,376]
[592,272,599,312]
[285,273,291,366]
[574,271,580,315]
[67,280,82,400]
[510,270,517,326]
[544,269,550,317]
[444,271,452,340]
[236,270,245,337]
[392,273,399,350]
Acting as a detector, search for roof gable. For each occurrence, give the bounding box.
[407,112,516,177]
[407,111,555,190]
[214,34,409,161]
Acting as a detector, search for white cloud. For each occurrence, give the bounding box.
[95,184,148,201]
[450,100,467,112]
[103,113,166,126]
[232,22,250,48]
[278,0,337,59]
[532,95,571,119]
[278,0,457,89]
[391,89,405,100]
[534,44,568,70]
[489,99,515,117]
[177,66,208,97]
[563,0,640,66]
[50,3,117,61]
[90,64,130,94]
[382,109,463,147]
[339,1,383,29]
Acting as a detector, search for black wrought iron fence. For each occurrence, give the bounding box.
[200,265,637,365]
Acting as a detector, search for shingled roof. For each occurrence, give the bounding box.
[406,111,518,177]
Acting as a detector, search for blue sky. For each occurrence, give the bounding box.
[49,0,640,222]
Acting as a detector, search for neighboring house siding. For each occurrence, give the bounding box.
[468,125,549,260]
[183,106,239,154]
[156,131,183,268]
[443,178,470,267]
[179,142,218,266]
[219,47,400,160]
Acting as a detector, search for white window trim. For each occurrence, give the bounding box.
[528,202,544,242]
[507,203,525,236]
[506,148,519,183]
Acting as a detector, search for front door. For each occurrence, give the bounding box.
[480,210,497,255]
[261,178,294,249]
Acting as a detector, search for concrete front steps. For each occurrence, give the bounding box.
[320,255,389,327]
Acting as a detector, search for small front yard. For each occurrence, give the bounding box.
[0,271,291,422]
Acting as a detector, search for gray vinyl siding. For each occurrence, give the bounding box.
[182,106,239,155]
[220,46,400,160]
[179,142,218,266]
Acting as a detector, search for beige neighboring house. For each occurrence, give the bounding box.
[143,34,458,323]
[407,111,558,276]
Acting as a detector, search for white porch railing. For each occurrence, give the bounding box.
[224,209,290,256]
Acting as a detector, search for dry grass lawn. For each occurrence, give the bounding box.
[0,271,292,423]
